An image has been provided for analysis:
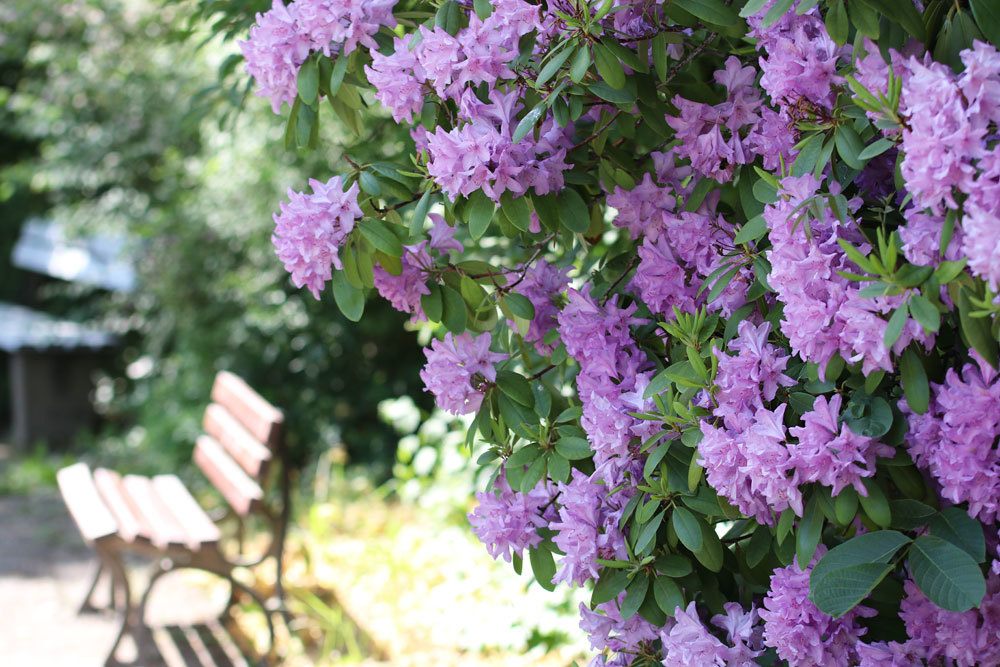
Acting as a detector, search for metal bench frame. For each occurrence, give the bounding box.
[57,372,290,666]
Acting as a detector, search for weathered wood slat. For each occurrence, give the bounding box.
[93,468,147,543]
[56,463,118,543]
[203,403,271,478]
[210,372,283,448]
[193,435,264,516]
[152,474,221,547]
[122,474,189,550]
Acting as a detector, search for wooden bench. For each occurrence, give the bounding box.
[57,372,290,666]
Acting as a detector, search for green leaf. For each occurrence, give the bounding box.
[358,218,404,257]
[883,303,909,349]
[555,436,592,460]
[473,0,493,19]
[652,33,669,82]
[593,43,625,89]
[328,55,348,97]
[496,370,534,407]
[797,494,825,566]
[592,567,629,606]
[537,44,574,87]
[653,576,684,616]
[859,479,892,529]
[761,0,794,27]
[643,442,671,481]
[834,487,859,526]
[890,499,937,530]
[791,133,825,177]
[675,0,739,26]
[501,192,532,232]
[777,507,795,545]
[909,294,940,333]
[734,215,767,245]
[746,525,771,568]
[825,0,848,45]
[621,573,649,620]
[739,0,769,18]
[859,137,895,161]
[671,506,703,554]
[908,535,986,612]
[559,188,591,233]
[811,530,910,585]
[589,81,635,105]
[696,520,725,572]
[421,283,443,322]
[297,56,319,105]
[547,451,570,483]
[811,563,895,617]
[863,0,925,40]
[441,285,467,333]
[655,554,693,577]
[570,46,591,83]
[835,124,867,170]
[971,0,1000,46]
[435,0,463,34]
[529,546,556,591]
[503,293,535,320]
[409,189,433,235]
[467,191,496,240]
[635,509,666,554]
[513,104,546,143]
[929,508,986,563]
[331,271,365,322]
[958,287,999,369]
[900,348,929,415]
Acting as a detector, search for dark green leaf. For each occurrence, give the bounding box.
[900,348,929,414]
[797,494,825,566]
[971,0,1000,46]
[497,370,534,407]
[593,43,625,89]
[421,283,443,322]
[441,285,467,333]
[621,572,649,620]
[909,294,940,333]
[835,124,867,170]
[297,56,319,105]
[825,0,848,45]
[884,304,909,349]
[745,525,771,568]
[635,509,666,554]
[859,137,895,161]
[331,271,365,322]
[503,293,535,321]
[513,104,546,143]
[592,566,629,605]
[537,44,574,87]
[559,188,591,233]
[358,218,403,257]
[467,191,495,240]
[811,563,895,617]
[675,0,739,26]
[859,479,892,528]
[653,576,684,616]
[555,436,592,460]
[529,545,556,591]
[958,287,999,369]
[672,506,703,554]
[908,535,986,612]
[929,508,986,563]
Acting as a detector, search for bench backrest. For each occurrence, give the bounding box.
[194,371,284,516]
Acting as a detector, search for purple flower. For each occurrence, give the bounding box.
[372,242,431,318]
[902,351,1000,522]
[240,0,313,113]
[293,0,396,57]
[899,574,1000,666]
[790,394,894,497]
[271,176,362,299]
[365,35,425,123]
[427,213,463,255]
[713,321,795,431]
[661,602,734,666]
[579,597,658,654]
[509,260,570,354]
[761,552,874,666]
[550,469,628,585]
[468,474,550,562]
[607,173,675,241]
[856,641,924,667]
[419,332,506,415]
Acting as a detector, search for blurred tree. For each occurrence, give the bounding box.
[1,0,428,474]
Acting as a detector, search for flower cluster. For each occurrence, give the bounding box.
[904,352,1000,522]
[419,332,505,416]
[241,0,396,113]
[271,176,362,299]
[237,0,1000,664]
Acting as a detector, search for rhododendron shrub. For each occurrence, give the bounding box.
[222,0,1000,662]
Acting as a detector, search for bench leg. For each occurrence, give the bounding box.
[78,562,106,614]
[98,548,133,667]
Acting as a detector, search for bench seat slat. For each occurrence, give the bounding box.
[151,474,221,547]
[194,434,264,516]
[93,468,147,543]
[203,403,271,478]
[122,475,190,550]
[211,372,283,447]
[56,463,118,543]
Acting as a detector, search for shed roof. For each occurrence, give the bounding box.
[12,218,136,292]
[0,302,117,352]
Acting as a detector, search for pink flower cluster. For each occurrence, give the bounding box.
[904,351,1000,522]
[425,90,573,202]
[667,57,798,183]
[271,176,362,299]
[765,175,928,376]
[468,474,552,563]
[241,0,396,113]
[419,332,506,415]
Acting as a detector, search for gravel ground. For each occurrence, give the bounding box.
[0,491,232,666]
